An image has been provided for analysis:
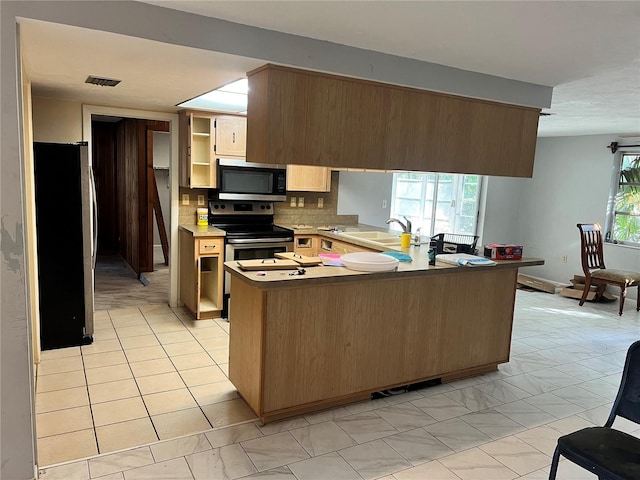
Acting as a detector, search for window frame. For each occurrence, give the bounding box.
[604,148,640,247]
[389,172,483,237]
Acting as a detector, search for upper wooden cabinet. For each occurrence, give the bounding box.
[286,165,331,192]
[179,111,247,188]
[215,116,247,157]
[247,64,540,178]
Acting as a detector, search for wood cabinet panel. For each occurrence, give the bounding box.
[228,266,518,420]
[179,230,224,319]
[286,165,331,192]
[247,64,540,177]
[215,116,247,157]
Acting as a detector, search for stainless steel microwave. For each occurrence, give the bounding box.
[217,159,287,201]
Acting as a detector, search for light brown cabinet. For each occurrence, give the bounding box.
[179,230,224,319]
[247,64,540,178]
[294,234,319,257]
[215,116,247,157]
[179,112,247,188]
[286,165,331,192]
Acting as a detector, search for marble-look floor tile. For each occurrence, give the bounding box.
[392,460,461,480]
[439,447,519,480]
[39,460,89,480]
[303,406,351,425]
[460,409,526,439]
[424,418,492,452]
[242,432,310,472]
[290,420,357,456]
[494,401,556,429]
[88,446,154,478]
[150,433,212,462]
[474,380,532,404]
[205,423,263,448]
[186,443,257,480]
[478,435,550,475]
[546,415,596,435]
[515,425,563,456]
[523,393,585,419]
[503,369,582,395]
[550,385,611,410]
[256,417,310,436]
[124,458,194,480]
[333,413,397,443]
[338,439,412,480]
[411,393,473,421]
[383,427,454,465]
[288,452,361,480]
[374,403,437,431]
[240,466,296,479]
[444,387,503,412]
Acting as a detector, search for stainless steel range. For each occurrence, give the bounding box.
[208,200,294,317]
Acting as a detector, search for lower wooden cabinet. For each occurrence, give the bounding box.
[179,229,224,319]
[294,234,319,257]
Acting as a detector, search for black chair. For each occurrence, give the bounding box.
[549,340,640,479]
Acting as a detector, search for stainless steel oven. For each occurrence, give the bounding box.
[209,200,294,318]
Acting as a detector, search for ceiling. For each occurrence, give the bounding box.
[20,1,640,137]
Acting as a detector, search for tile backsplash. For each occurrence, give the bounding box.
[179,172,358,227]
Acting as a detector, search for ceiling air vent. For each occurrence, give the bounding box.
[85,76,121,87]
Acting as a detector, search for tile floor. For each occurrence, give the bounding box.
[38,290,640,479]
[35,304,256,466]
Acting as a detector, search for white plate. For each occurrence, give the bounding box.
[341,252,399,272]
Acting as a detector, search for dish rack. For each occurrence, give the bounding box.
[430,233,479,255]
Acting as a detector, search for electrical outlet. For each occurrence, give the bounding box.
[290,197,297,207]
[562,255,568,264]
[298,197,305,207]
[318,198,324,208]
[181,193,190,205]
[382,199,388,208]
[197,194,205,206]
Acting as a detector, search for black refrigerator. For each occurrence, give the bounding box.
[34,142,95,350]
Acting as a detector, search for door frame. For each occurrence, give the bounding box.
[82,105,180,307]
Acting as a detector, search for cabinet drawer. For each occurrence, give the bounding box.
[198,238,223,255]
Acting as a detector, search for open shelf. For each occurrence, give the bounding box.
[199,296,218,312]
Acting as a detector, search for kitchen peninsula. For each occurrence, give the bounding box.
[226,239,543,424]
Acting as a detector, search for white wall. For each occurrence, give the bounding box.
[31,97,82,143]
[337,171,393,227]
[517,135,639,301]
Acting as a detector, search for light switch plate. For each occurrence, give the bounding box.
[290,197,297,207]
[298,197,305,207]
[197,194,205,206]
[318,198,324,208]
[182,193,190,205]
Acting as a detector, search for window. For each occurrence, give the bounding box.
[605,152,640,246]
[390,172,482,236]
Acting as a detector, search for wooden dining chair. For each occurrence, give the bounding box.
[576,223,640,316]
[548,340,640,479]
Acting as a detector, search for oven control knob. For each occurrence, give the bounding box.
[221,205,226,209]
[266,205,271,210]
[213,204,219,209]
[260,205,265,209]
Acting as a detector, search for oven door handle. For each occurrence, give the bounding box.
[227,237,294,244]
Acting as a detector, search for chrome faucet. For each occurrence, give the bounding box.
[386,216,412,233]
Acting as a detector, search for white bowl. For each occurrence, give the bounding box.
[341,252,399,272]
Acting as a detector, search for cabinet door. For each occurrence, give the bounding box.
[286,165,331,192]
[188,113,216,188]
[215,116,247,157]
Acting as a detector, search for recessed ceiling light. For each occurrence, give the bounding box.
[178,78,248,114]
